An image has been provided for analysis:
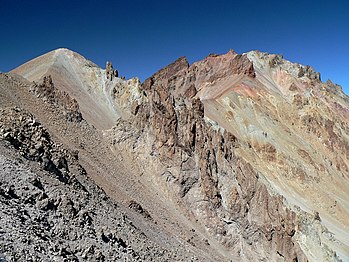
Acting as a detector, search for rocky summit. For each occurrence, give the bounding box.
[1,48,348,261]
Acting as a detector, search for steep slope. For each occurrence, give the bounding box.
[107,50,348,261]
[201,51,349,259]
[11,48,124,129]
[107,54,307,261]
[0,70,228,261]
[3,48,349,261]
[0,108,196,261]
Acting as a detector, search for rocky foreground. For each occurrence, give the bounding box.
[0,107,198,261]
[1,48,349,261]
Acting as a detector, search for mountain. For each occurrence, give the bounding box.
[1,48,348,261]
[11,48,124,129]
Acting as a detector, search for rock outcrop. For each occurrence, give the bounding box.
[111,54,307,260]
[30,76,83,122]
[0,107,78,183]
[106,61,118,80]
[109,50,349,261]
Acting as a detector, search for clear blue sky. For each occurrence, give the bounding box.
[1,0,348,94]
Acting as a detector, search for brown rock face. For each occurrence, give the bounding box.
[30,75,82,122]
[121,53,306,260]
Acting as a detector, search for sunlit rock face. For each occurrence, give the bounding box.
[205,51,349,260]
[6,48,349,261]
[116,49,349,261]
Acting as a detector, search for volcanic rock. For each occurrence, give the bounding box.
[1,48,349,261]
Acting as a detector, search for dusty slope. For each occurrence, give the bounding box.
[4,48,349,261]
[0,108,197,261]
[0,72,227,261]
[11,48,122,129]
[199,51,349,260]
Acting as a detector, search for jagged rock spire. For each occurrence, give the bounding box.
[106,61,118,80]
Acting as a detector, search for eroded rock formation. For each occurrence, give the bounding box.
[3,48,349,261]
[106,61,118,80]
[114,55,307,260]
[30,75,83,122]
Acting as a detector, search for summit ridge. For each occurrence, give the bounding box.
[1,48,348,261]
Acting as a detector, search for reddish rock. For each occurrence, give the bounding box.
[131,53,306,260]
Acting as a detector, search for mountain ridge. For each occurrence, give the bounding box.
[1,47,349,261]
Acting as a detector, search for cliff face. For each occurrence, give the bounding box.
[109,53,305,261]
[5,48,349,261]
[109,50,349,261]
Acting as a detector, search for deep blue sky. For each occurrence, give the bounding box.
[1,0,348,94]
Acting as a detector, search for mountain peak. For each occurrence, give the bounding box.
[53,47,73,53]
[246,50,321,81]
[11,48,121,129]
[49,47,86,58]
[11,48,99,82]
